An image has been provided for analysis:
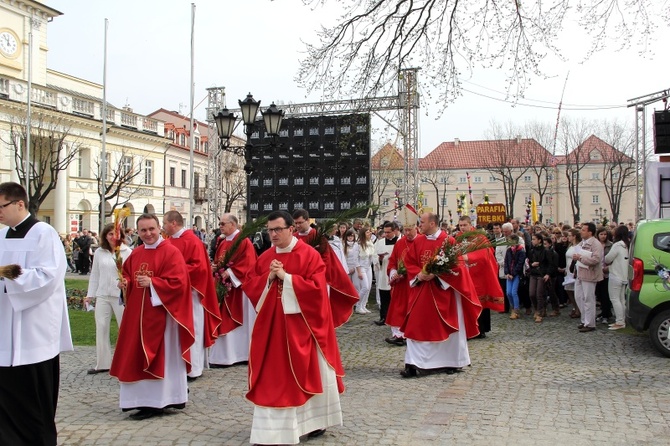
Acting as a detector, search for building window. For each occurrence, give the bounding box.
[180,134,186,146]
[523,175,532,182]
[612,172,620,179]
[591,172,600,180]
[459,177,466,183]
[144,160,153,185]
[441,197,447,205]
[181,169,187,188]
[440,177,447,184]
[474,176,482,183]
[592,195,600,204]
[382,178,389,185]
[121,156,132,177]
[488,176,496,182]
[382,198,389,206]
[422,198,428,205]
[194,172,200,190]
[194,137,200,151]
[547,173,554,181]
[169,167,175,186]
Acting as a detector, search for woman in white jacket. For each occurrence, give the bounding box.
[604,225,631,330]
[84,223,132,374]
[354,227,375,314]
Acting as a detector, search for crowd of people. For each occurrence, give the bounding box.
[0,179,636,445]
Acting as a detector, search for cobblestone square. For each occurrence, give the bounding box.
[57,310,670,445]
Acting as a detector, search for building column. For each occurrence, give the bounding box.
[54,144,68,233]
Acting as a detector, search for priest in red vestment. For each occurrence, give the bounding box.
[385,224,419,345]
[457,216,505,338]
[110,213,194,420]
[209,213,257,366]
[245,211,344,445]
[293,209,359,328]
[162,211,221,380]
[400,212,482,378]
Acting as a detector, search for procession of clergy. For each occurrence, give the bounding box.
[0,181,504,446]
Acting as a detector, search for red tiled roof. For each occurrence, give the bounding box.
[565,135,634,164]
[419,138,551,169]
[371,143,405,169]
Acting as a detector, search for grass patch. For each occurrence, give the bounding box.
[68,310,119,346]
[65,278,118,346]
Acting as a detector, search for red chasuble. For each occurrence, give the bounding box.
[245,239,345,408]
[385,235,414,328]
[167,230,221,347]
[110,242,195,381]
[400,232,482,341]
[214,233,257,335]
[296,230,359,328]
[457,232,505,312]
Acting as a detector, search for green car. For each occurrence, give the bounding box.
[627,219,670,357]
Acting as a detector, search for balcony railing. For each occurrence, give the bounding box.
[0,75,165,137]
[194,187,208,203]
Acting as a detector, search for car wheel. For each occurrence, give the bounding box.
[649,309,670,358]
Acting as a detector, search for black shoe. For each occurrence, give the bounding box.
[577,323,585,329]
[400,365,417,378]
[307,428,326,438]
[129,408,163,420]
[373,319,386,326]
[444,367,463,375]
[385,336,405,346]
[579,326,596,333]
[187,376,198,382]
[475,332,486,339]
[87,368,109,375]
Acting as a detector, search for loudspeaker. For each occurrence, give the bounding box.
[654,110,670,154]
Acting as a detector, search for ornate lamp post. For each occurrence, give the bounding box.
[213,93,284,223]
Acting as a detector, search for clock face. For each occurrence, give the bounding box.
[0,31,19,57]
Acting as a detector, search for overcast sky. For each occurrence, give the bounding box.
[46,0,670,156]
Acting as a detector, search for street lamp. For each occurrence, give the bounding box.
[213,92,284,223]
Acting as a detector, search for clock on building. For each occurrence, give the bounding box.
[0,30,20,58]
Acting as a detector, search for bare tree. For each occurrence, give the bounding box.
[370,144,404,222]
[2,114,80,216]
[217,150,247,214]
[421,168,452,223]
[482,122,531,217]
[298,1,663,106]
[560,118,595,225]
[524,122,557,222]
[595,121,637,223]
[93,149,147,221]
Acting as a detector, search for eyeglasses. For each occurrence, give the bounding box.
[0,200,17,210]
[267,226,289,234]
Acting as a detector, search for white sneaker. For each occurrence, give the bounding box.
[355,309,367,315]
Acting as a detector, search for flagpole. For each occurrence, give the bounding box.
[188,3,196,227]
[100,18,109,234]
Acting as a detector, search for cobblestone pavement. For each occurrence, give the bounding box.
[57,309,670,445]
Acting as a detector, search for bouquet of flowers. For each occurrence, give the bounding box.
[422,230,495,276]
[390,258,407,285]
[213,263,234,304]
